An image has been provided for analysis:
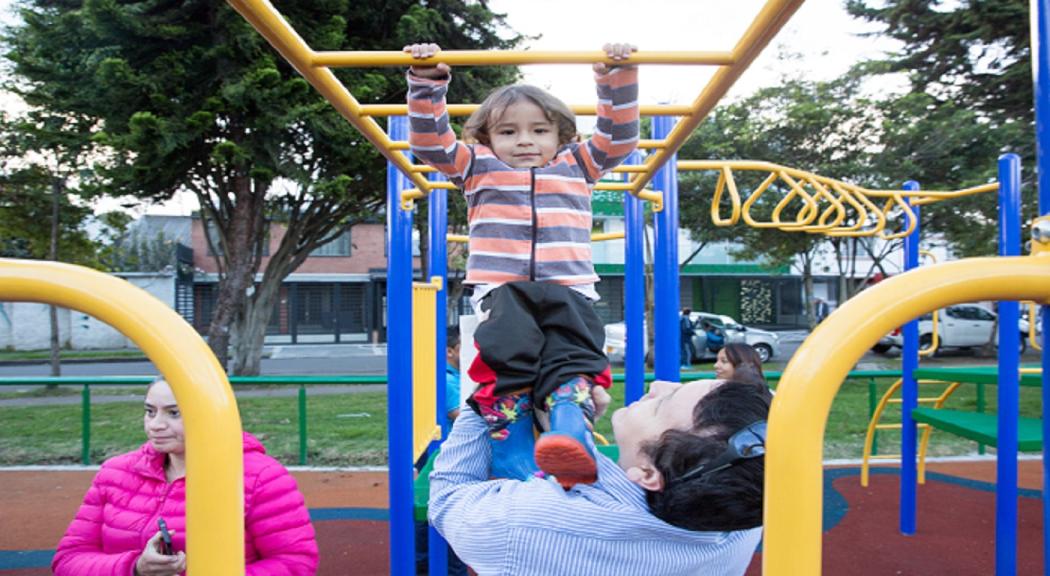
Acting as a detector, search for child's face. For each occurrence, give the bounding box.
[488,99,560,168]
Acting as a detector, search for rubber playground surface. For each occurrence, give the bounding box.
[0,459,1042,575]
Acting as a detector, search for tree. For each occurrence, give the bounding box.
[678,69,883,325]
[847,0,1036,256]
[0,106,104,375]
[5,0,519,374]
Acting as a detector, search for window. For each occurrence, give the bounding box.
[972,306,996,321]
[311,230,352,257]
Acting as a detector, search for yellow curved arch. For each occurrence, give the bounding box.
[0,258,244,574]
[764,253,1050,575]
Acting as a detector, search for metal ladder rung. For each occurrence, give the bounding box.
[875,423,930,431]
[870,454,902,460]
[887,397,946,405]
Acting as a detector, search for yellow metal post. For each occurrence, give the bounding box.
[0,259,243,574]
[412,278,443,461]
[764,254,1050,575]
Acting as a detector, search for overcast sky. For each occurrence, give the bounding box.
[0,0,902,216]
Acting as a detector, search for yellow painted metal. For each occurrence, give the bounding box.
[225,0,431,194]
[360,103,696,117]
[858,378,960,487]
[915,382,961,481]
[412,277,444,462]
[627,0,805,196]
[765,252,1050,576]
[877,195,918,240]
[676,159,997,237]
[591,231,626,242]
[1024,301,1042,351]
[0,259,244,574]
[314,50,736,68]
[447,234,469,244]
[711,166,742,226]
[919,250,940,357]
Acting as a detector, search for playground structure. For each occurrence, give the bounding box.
[1,0,1049,574]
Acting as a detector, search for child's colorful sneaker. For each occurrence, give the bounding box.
[534,377,598,488]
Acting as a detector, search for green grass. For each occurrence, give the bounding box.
[0,348,147,362]
[0,378,1042,467]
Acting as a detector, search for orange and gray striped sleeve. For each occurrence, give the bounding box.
[406,71,473,186]
[575,66,640,183]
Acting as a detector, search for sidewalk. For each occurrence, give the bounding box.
[0,384,386,408]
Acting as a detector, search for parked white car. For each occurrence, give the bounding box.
[603,312,780,364]
[874,303,1040,355]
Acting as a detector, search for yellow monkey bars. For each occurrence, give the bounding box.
[676,159,1001,238]
[227,0,805,210]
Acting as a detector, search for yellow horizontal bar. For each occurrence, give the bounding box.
[447,234,468,244]
[631,0,805,198]
[592,231,625,242]
[394,138,662,151]
[313,50,736,68]
[226,0,432,193]
[360,103,695,117]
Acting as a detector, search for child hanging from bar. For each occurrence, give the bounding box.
[405,42,639,488]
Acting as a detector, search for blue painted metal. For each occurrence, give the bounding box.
[1031,4,1050,570]
[996,153,1022,576]
[386,115,415,576]
[427,172,450,576]
[651,116,680,382]
[623,151,646,404]
[899,182,921,536]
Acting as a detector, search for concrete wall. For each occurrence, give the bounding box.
[0,272,175,351]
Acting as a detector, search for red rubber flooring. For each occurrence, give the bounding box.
[0,459,1043,575]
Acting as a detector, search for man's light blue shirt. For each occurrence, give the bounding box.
[429,411,762,576]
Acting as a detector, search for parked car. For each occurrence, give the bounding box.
[874,303,1039,355]
[603,312,780,364]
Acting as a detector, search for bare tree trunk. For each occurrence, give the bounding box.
[205,178,264,370]
[48,179,62,379]
[230,278,282,375]
[802,257,816,329]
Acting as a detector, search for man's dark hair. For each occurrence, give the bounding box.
[641,380,772,532]
[447,326,461,350]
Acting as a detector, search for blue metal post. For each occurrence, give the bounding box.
[386,115,415,576]
[995,153,1022,576]
[1032,2,1050,571]
[651,116,680,383]
[623,151,646,404]
[427,173,450,576]
[900,182,921,536]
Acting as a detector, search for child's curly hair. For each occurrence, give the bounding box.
[463,84,577,147]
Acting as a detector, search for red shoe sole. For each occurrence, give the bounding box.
[534,435,597,489]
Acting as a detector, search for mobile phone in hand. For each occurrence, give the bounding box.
[157,518,173,556]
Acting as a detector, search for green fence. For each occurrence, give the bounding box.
[0,370,901,466]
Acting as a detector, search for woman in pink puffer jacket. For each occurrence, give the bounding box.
[52,378,319,575]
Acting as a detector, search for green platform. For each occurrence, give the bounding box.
[909,365,1044,452]
[911,407,1043,451]
[912,365,1044,387]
